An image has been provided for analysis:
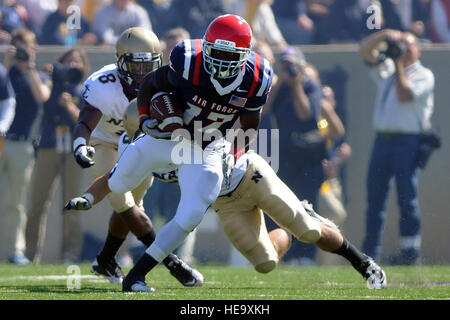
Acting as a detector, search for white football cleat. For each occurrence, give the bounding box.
[363,259,387,289]
[129,281,155,292]
[122,275,155,292]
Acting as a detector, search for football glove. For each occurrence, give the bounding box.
[73,137,95,168]
[64,195,93,211]
[140,119,172,139]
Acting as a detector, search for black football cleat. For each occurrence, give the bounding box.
[91,255,125,285]
[166,255,204,287]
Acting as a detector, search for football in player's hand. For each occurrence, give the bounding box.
[150,92,184,132]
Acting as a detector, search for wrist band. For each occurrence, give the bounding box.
[82,193,94,204]
[73,137,87,152]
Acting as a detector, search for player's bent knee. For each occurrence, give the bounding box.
[254,260,277,274]
[198,169,223,203]
[174,204,208,232]
[298,229,321,243]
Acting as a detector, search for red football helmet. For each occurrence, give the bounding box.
[203,14,252,79]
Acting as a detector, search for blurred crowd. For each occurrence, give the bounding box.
[0,0,449,48]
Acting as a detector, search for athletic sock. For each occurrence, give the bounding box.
[138,230,179,268]
[126,252,159,281]
[333,239,368,275]
[138,229,156,247]
[98,232,125,262]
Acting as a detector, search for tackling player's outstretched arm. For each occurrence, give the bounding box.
[65,172,111,211]
[72,101,103,168]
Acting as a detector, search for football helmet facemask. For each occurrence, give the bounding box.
[203,14,252,79]
[116,27,162,91]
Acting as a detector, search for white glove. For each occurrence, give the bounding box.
[73,137,95,168]
[64,194,93,211]
[140,119,172,139]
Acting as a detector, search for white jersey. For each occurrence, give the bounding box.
[82,64,131,145]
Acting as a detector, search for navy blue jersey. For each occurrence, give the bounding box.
[168,39,273,138]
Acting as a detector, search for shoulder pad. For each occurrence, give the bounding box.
[244,52,273,98]
[169,39,202,84]
[82,64,122,112]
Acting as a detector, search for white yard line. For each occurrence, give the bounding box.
[0,275,102,281]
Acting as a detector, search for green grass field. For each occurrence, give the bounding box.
[0,263,448,301]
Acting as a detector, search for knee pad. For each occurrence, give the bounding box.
[254,260,277,274]
[196,168,223,204]
[174,199,210,232]
[108,191,136,213]
[298,229,321,243]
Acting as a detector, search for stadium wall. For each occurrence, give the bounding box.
[0,45,448,265]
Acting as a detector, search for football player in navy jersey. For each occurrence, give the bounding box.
[80,14,273,292]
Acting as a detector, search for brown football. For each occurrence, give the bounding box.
[150,92,184,132]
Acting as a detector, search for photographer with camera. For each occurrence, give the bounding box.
[359,29,435,265]
[24,48,90,264]
[0,28,50,265]
[263,47,328,266]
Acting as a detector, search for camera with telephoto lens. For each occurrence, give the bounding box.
[384,37,406,59]
[53,63,83,89]
[284,61,301,77]
[15,46,30,62]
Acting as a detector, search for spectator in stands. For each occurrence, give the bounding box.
[0,0,30,44]
[326,0,379,43]
[40,0,98,46]
[359,29,435,265]
[379,0,429,39]
[0,62,15,160]
[25,47,89,264]
[0,28,50,265]
[161,27,189,65]
[224,0,287,51]
[16,0,56,35]
[263,47,345,265]
[93,0,152,46]
[318,85,351,226]
[137,0,176,38]
[169,0,226,39]
[430,0,450,43]
[81,0,109,25]
[271,0,314,44]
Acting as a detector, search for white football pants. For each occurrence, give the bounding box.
[108,134,229,262]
